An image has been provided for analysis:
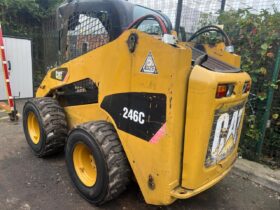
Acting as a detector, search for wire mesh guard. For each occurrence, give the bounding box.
[42,11,111,70]
[128,0,280,33]
[64,11,111,61]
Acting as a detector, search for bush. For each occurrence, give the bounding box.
[0,0,63,87]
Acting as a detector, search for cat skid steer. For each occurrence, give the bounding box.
[22,0,251,206]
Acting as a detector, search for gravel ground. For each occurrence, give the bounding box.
[0,100,279,210]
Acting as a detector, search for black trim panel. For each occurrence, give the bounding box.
[56,79,98,107]
[101,93,166,141]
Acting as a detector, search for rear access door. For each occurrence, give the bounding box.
[182,64,250,190]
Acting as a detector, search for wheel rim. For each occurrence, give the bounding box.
[73,143,97,187]
[27,112,41,144]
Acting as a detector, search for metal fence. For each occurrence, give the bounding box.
[129,0,280,167]
[128,0,280,33]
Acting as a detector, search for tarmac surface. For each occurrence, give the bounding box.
[0,100,279,210]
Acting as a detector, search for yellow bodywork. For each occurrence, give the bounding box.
[183,42,241,67]
[203,42,241,67]
[36,30,250,205]
[182,66,250,190]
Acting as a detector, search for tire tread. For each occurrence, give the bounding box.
[79,121,131,204]
[25,97,68,157]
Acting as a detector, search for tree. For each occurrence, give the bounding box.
[0,0,64,86]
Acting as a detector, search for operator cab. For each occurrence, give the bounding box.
[57,0,172,63]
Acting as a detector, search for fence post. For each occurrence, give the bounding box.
[221,0,226,12]
[175,0,183,33]
[257,48,280,157]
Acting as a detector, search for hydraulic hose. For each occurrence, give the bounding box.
[188,25,232,46]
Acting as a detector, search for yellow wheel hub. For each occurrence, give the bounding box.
[27,112,41,144]
[73,143,97,187]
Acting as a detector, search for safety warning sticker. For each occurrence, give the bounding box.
[141,52,158,74]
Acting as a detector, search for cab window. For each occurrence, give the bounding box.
[136,19,162,36]
[133,6,169,36]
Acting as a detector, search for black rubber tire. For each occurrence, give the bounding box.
[65,121,131,205]
[23,97,68,157]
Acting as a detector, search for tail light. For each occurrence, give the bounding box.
[243,81,251,94]
[216,84,234,98]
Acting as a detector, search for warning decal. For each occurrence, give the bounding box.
[141,52,158,74]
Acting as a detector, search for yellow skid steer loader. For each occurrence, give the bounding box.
[22,0,251,205]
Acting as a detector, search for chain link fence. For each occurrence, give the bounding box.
[128,0,280,32]
[129,0,280,167]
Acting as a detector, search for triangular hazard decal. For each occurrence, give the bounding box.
[141,52,158,74]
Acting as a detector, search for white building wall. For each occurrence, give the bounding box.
[0,37,33,100]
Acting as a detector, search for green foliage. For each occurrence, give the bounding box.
[0,0,63,86]
[218,9,280,77]
[198,9,280,165]
[219,10,280,165]
[0,0,63,35]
